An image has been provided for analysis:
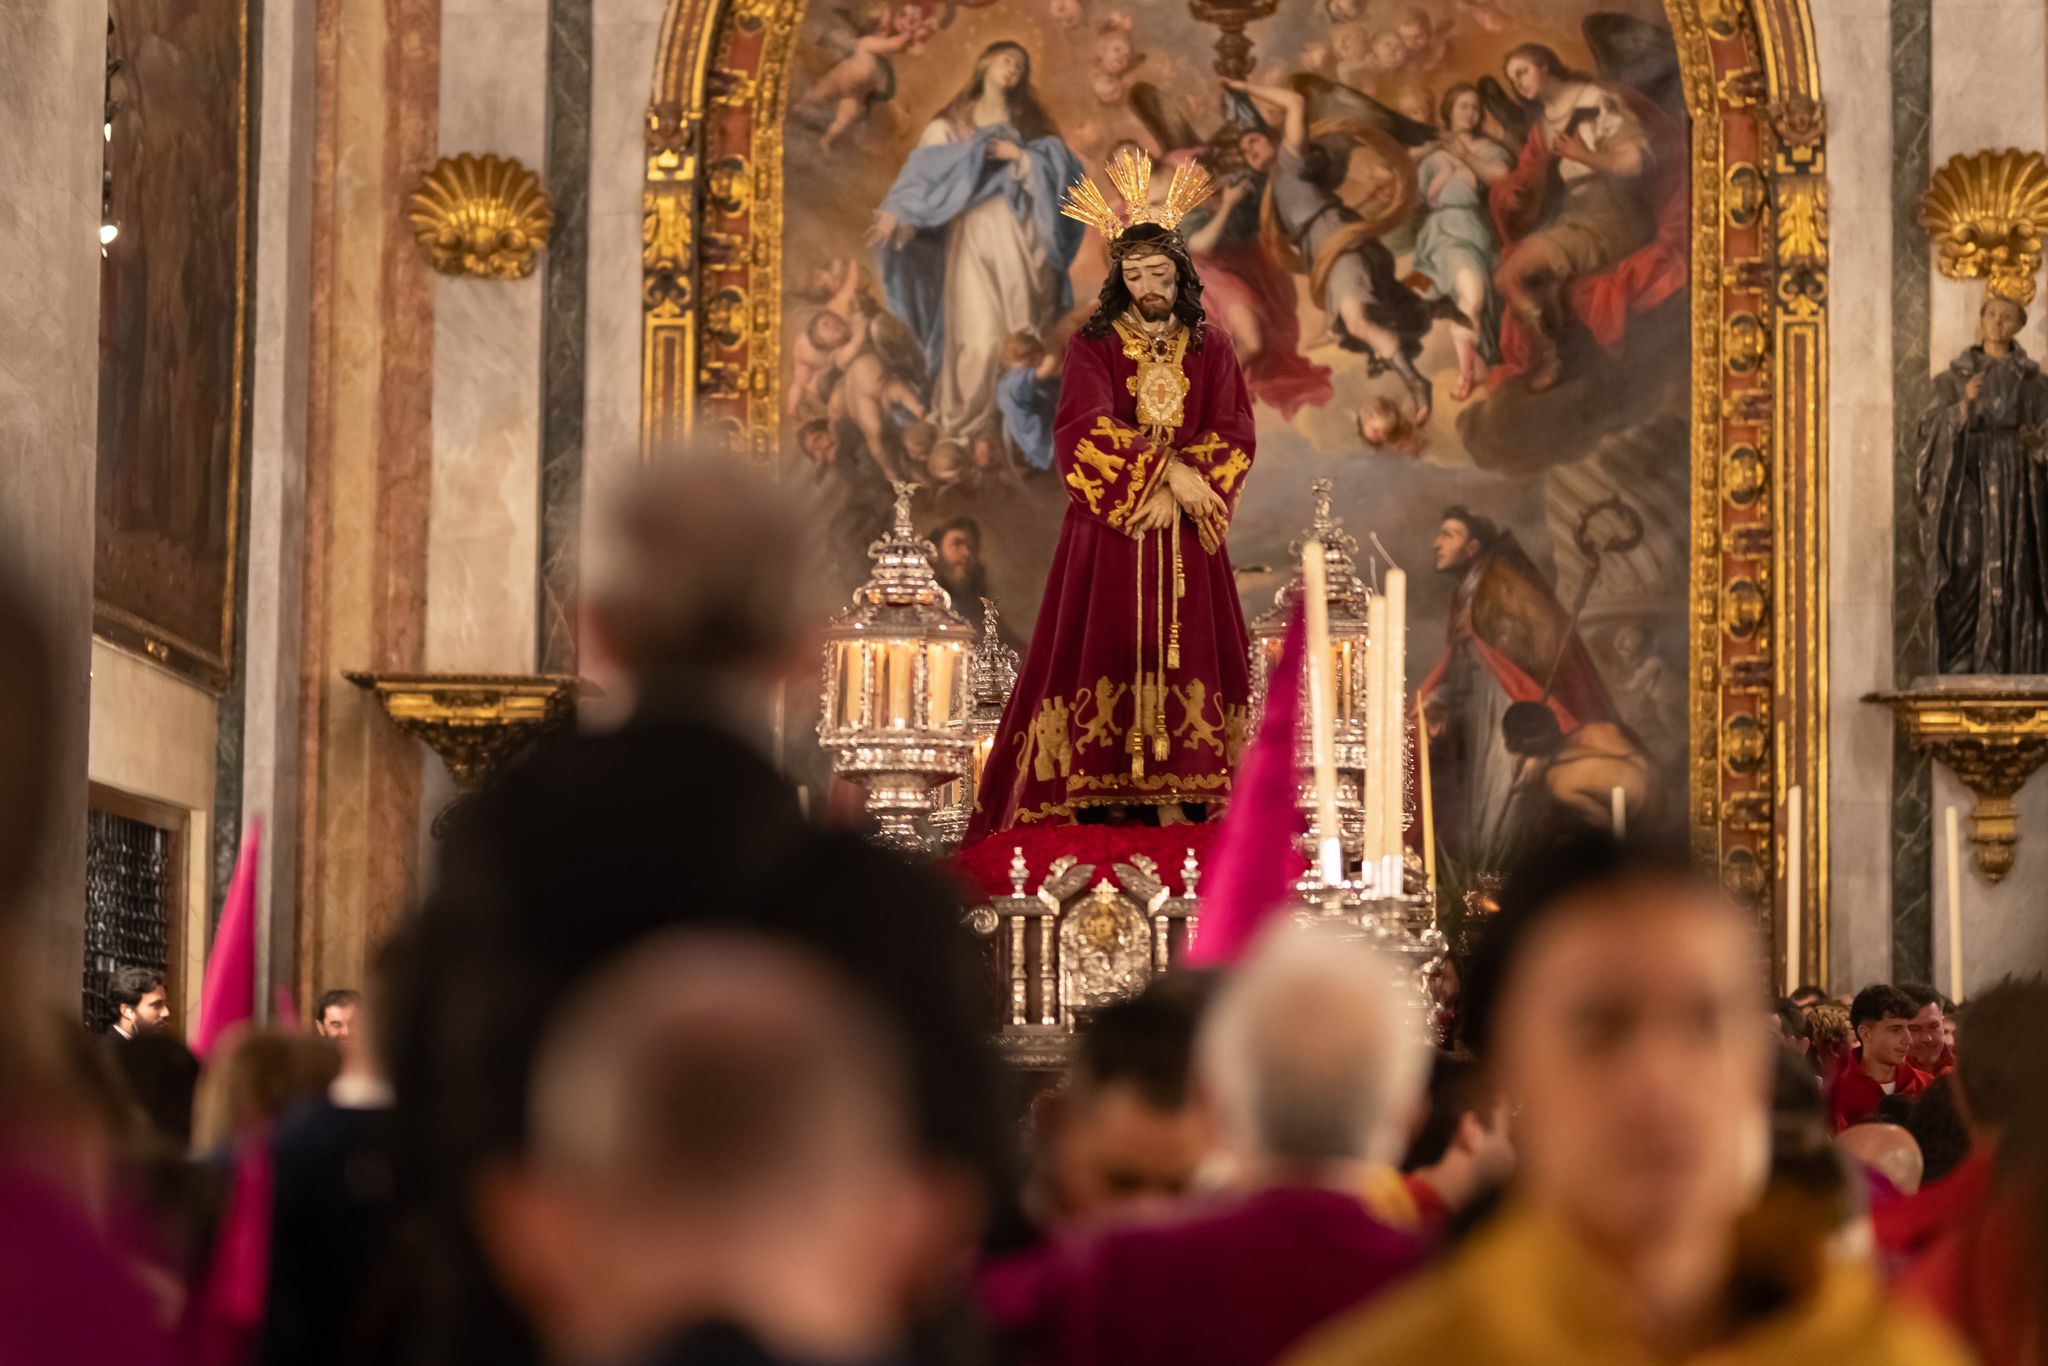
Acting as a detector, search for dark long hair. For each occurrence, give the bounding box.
[1078,224,1208,345]
[938,40,1061,144]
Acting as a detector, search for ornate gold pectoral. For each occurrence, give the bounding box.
[1113,317,1191,436]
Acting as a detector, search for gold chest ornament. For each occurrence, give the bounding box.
[1113,318,1190,438]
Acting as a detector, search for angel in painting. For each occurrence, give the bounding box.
[1123,91,1334,419]
[1412,83,1514,398]
[1477,32,1686,392]
[1223,74,1453,421]
[1090,13,1145,106]
[793,2,924,151]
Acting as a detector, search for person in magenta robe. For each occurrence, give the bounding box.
[966,158,1258,839]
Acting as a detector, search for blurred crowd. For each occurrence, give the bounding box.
[2,461,2043,1366]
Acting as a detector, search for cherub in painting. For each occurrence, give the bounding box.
[794,2,923,150]
[1091,13,1145,105]
[1355,394,1427,457]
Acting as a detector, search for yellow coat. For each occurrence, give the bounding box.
[1285,1205,1974,1366]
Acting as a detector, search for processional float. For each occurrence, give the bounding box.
[819,481,1445,1065]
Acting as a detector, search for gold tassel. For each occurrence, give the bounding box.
[1167,518,1183,668]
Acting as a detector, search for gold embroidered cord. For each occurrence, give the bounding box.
[1168,516,1183,670]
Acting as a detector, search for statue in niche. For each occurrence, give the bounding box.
[1917,293,2048,674]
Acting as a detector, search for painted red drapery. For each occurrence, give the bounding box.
[1488,85,1689,382]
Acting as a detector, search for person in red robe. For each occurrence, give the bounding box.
[1894,979,2048,1366]
[1416,506,1629,867]
[1827,985,1933,1134]
[1899,983,1958,1078]
[1486,43,1688,392]
[1180,156,1334,422]
[967,162,1258,839]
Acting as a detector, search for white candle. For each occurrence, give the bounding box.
[1784,785,1802,994]
[1302,541,1343,883]
[1416,692,1436,911]
[1610,786,1626,839]
[1364,594,1389,877]
[1944,804,1965,1003]
[1383,567,1407,881]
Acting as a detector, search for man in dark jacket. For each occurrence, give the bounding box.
[378,460,1010,1366]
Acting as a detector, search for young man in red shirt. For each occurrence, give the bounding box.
[1897,981,1956,1078]
[1828,984,1932,1133]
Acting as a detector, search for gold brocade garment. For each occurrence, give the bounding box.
[963,323,1259,840]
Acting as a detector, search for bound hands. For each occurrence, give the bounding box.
[1129,458,1225,536]
[1165,458,1227,522]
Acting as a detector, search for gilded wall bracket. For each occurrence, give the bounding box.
[346,672,580,833]
[1870,678,2048,882]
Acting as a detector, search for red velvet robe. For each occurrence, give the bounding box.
[966,324,1257,838]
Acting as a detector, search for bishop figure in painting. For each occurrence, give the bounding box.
[967,151,1258,838]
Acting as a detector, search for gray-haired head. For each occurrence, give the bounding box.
[527,931,912,1215]
[585,453,829,707]
[1197,923,1428,1172]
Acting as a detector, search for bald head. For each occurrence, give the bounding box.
[528,933,911,1215]
[487,935,934,1363]
[1837,1122,1924,1196]
[1198,925,1426,1171]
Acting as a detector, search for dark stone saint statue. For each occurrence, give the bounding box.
[1916,294,2048,673]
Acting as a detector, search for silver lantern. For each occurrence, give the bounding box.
[928,597,1018,851]
[817,482,976,852]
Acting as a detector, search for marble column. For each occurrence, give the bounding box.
[583,0,669,564]
[241,0,318,1015]
[298,0,438,1002]
[426,0,547,681]
[416,0,550,863]
[0,0,107,1006]
[1812,0,1898,989]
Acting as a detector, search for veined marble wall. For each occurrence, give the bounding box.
[428,0,547,680]
[1923,0,2048,996]
[1813,0,1895,993]
[1815,0,2048,994]
[0,0,107,1008]
[583,0,668,571]
[296,0,438,1003]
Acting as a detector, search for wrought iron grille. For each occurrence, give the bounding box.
[83,808,173,1033]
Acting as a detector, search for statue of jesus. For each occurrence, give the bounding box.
[966,151,1258,837]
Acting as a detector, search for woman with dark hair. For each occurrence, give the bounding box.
[870,41,1085,451]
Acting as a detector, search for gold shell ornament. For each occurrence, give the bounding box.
[407,153,555,281]
[1920,148,2048,306]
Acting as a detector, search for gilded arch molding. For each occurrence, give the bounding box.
[640,0,1831,983]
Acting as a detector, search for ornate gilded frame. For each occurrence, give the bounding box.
[93,0,252,690]
[640,0,1831,982]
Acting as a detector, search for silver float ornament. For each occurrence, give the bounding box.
[928,597,1018,851]
[817,482,976,853]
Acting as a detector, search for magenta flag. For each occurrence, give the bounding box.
[1187,603,1306,965]
[192,817,262,1060]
